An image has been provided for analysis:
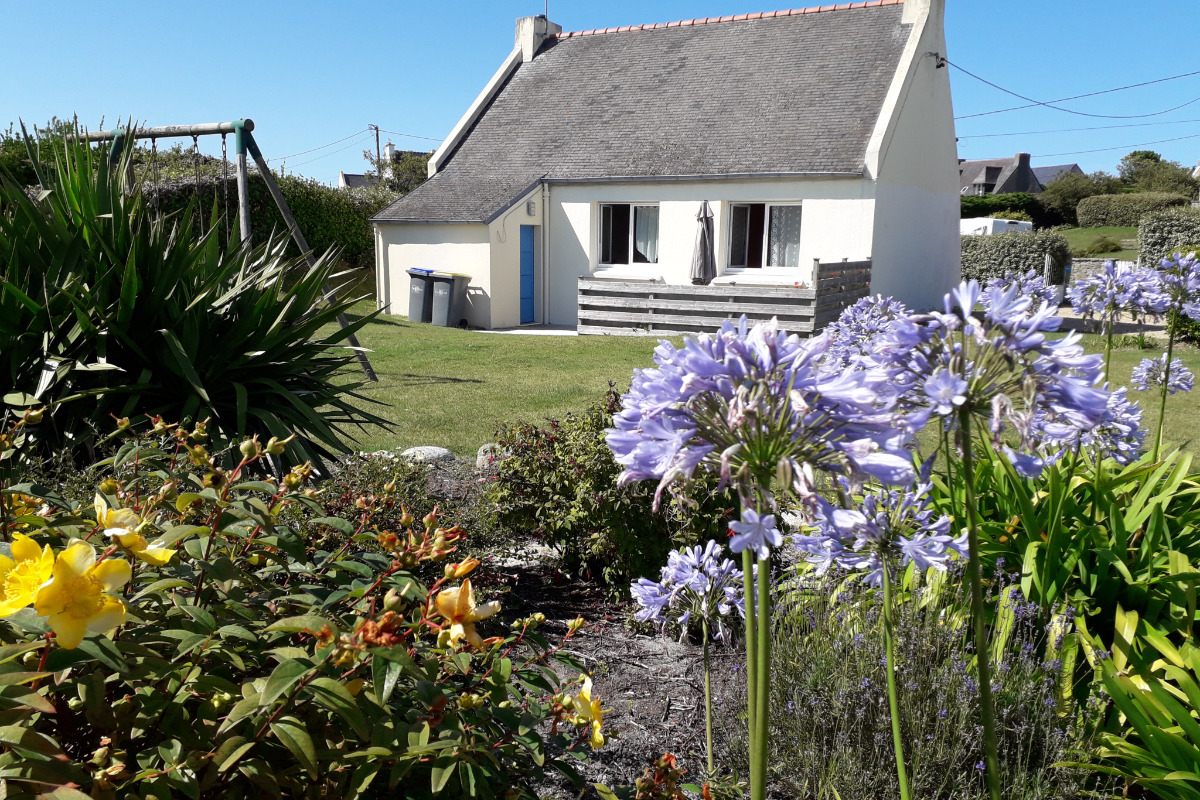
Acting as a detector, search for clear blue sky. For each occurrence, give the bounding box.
[3,1,1199,184]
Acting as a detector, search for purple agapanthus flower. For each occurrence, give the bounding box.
[821,294,911,372]
[1032,386,1145,466]
[924,369,968,416]
[1132,354,1194,394]
[986,269,1057,308]
[1158,252,1200,321]
[729,508,782,561]
[630,540,745,642]
[1066,260,1168,333]
[795,481,966,587]
[607,317,917,520]
[873,280,1110,479]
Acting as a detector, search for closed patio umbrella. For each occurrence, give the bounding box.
[690,200,716,286]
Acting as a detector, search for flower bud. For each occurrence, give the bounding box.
[459,693,485,711]
[266,434,295,455]
[22,408,44,425]
[383,588,403,612]
[567,616,586,634]
[99,478,120,496]
[423,510,438,530]
[151,416,169,434]
[188,445,209,467]
[203,470,226,490]
[399,508,414,528]
[283,473,302,490]
[239,437,261,460]
[116,417,132,431]
[532,612,546,624]
[449,558,480,579]
[382,480,397,495]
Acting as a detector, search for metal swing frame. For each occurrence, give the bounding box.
[82,119,378,382]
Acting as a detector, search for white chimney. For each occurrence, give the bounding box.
[515,15,561,62]
[383,140,395,163]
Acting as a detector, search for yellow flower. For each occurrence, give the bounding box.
[0,533,55,617]
[572,676,609,749]
[95,494,173,565]
[94,494,142,536]
[434,578,500,651]
[34,541,130,649]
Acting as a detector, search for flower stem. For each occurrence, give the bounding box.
[1104,326,1114,385]
[740,547,758,790]
[702,616,715,781]
[1153,328,1175,462]
[753,551,771,800]
[881,561,911,800]
[957,408,1002,800]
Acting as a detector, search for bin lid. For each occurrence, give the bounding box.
[406,268,434,276]
[428,271,471,280]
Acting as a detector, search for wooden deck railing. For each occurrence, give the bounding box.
[577,258,871,336]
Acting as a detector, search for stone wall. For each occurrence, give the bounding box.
[1066,257,1138,286]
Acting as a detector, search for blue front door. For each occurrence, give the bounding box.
[520,225,535,324]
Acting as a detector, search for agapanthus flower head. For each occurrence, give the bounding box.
[728,508,782,561]
[1031,385,1145,466]
[794,481,966,587]
[986,269,1057,309]
[1066,261,1167,332]
[821,294,911,372]
[1157,252,1200,319]
[873,280,1110,478]
[608,316,916,520]
[1132,354,1194,395]
[630,540,745,642]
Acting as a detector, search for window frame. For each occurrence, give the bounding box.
[725,201,803,273]
[596,202,660,268]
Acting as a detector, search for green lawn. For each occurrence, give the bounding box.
[1061,226,1139,261]
[330,305,1200,459]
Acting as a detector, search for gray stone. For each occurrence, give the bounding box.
[476,442,506,469]
[399,445,455,464]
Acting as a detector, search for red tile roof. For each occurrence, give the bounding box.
[552,0,903,39]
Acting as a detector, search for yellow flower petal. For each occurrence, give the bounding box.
[10,533,41,562]
[435,585,463,621]
[467,600,501,623]
[85,596,126,634]
[55,542,95,579]
[134,545,176,567]
[49,612,88,650]
[91,559,132,593]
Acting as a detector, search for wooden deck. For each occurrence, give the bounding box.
[577,259,871,336]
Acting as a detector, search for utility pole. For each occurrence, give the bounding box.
[370,124,381,182]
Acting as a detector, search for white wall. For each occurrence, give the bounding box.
[546,178,875,326]
[867,0,960,313]
[376,223,492,327]
[487,186,544,329]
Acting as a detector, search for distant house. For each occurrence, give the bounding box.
[373,0,960,329]
[959,153,1044,196]
[1032,163,1084,187]
[338,142,428,190]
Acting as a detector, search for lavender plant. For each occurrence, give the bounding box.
[1150,252,1200,458]
[608,317,914,800]
[873,280,1110,800]
[795,481,966,800]
[631,540,744,780]
[1066,260,1168,379]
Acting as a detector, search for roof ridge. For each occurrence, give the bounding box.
[552,0,903,39]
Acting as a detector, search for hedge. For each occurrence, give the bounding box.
[1139,207,1200,267]
[146,171,398,270]
[960,192,1060,228]
[961,229,1071,284]
[1075,191,1189,228]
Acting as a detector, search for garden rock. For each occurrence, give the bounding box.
[476,442,505,469]
[399,445,455,464]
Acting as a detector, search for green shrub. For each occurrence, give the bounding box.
[1040,170,1125,227]
[0,414,602,799]
[1073,235,1123,257]
[1140,208,1200,266]
[991,209,1033,222]
[1076,192,1189,228]
[960,192,1059,228]
[0,129,391,470]
[960,229,1071,284]
[486,387,737,592]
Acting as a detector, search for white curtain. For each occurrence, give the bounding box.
[634,206,659,264]
[767,205,802,268]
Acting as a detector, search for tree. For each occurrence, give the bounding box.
[1118,149,1199,197]
[360,147,429,195]
[1040,170,1124,227]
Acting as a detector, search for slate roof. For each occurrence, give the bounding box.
[958,155,1042,195]
[374,1,910,223]
[1032,163,1082,186]
[340,172,374,190]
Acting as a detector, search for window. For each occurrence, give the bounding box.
[728,203,802,269]
[600,204,659,265]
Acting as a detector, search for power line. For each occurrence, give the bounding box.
[377,128,442,143]
[948,61,1200,120]
[958,118,1200,139]
[286,135,374,168]
[1031,132,1200,158]
[272,128,371,161]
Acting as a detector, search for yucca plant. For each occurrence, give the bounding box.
[0,123,390,469]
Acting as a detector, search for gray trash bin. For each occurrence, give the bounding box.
[406,268,434,323]
[429,272,470,328]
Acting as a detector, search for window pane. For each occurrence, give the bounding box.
[601,204,631,264]
[767,205,802,268]
[633,206,659,264]
[729,205,749,267]
[601,205,613,264]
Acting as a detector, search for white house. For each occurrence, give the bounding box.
[372,0,960,330]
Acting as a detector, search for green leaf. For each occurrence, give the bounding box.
[259,658,311,705]
[0,724,64,758]
[308,677,370,739]
[270,720,318,777]
[373,653,403,705]
[430,757,458,794]
[158,328,212,404]
[312,516,357,535]
[214,737,255,772]
[264,615,332,634]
